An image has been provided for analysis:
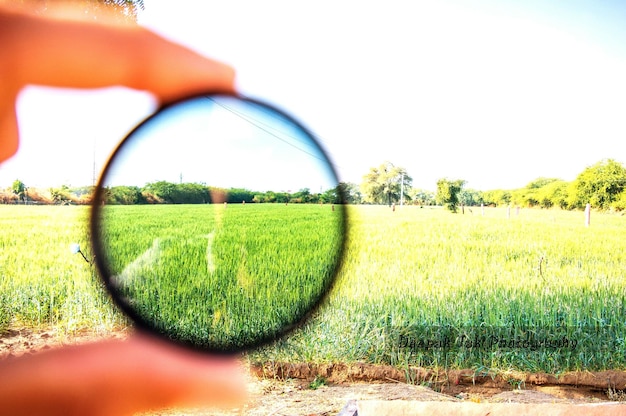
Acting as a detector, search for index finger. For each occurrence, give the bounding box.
[2,7,236,101]
[0,7,236,162]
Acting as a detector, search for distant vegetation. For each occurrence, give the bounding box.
[476,158,626,211]
[0,182,344,206]
[3,158,626,211]
[356,158,626,212]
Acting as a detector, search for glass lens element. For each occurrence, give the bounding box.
[91,95,345,353]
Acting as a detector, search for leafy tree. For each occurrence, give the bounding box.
[263,191,277,203]
[436,178,465,213]
[226,188,254,203]
[143,181,177,203]
[319,187,338,204]
[274,192,290,203]
[526,177,561,189]
[536,180,569,209]
[612,190,626,211]
[409,188,435,206]
[142,181,210,204]
[50,185,73,204]
[361,161,412,206]
[511,178,563,208]
[177,183,210,204]
[568,159,626,210]
[318,184,355,204]
[481,189,511,207]
[12,179,27,202]
[107,186,144,204]
[291,188,312,203]
[337,182,362,204]
[511,188,538,208]
[458,188,483,207]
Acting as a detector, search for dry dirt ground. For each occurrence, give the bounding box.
[2,328,626,415]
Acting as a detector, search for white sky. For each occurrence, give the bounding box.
[2,0,626,191]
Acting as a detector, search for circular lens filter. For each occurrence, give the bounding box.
[91,94,346,353]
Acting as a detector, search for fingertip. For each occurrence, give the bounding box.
[130,29,237,104]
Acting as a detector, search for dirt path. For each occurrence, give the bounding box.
[1,329,625,415]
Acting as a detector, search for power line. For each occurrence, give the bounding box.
[206,96,346,175]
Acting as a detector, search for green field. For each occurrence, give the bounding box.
[96,203,343,351]
[1,204,625,372]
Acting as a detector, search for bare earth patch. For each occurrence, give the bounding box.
[2,329,625,415]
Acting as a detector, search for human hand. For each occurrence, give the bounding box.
[0,4,236,162]
[0,5,246,415]
[0,333,248,416]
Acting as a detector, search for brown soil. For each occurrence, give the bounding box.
[2,329,625,415]
[250,361,626,399]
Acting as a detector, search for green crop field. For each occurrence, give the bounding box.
[96,203,343,351]
[264,205,626,373]
[0,205,119,332]
[1,204,625,373]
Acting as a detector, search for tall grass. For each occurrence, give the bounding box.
[255,206,626,372]
[97,204,343,350]
[1,204,625,371]
[0,206,123,333]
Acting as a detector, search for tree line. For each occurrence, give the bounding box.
[455,159,626,212]
[2,180,344,205]
[102,182,343,205]
[353,159,626,212]
[5,159,626,211]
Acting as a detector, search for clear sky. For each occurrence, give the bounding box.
[101,96,338,192]
[2,0,626,191]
